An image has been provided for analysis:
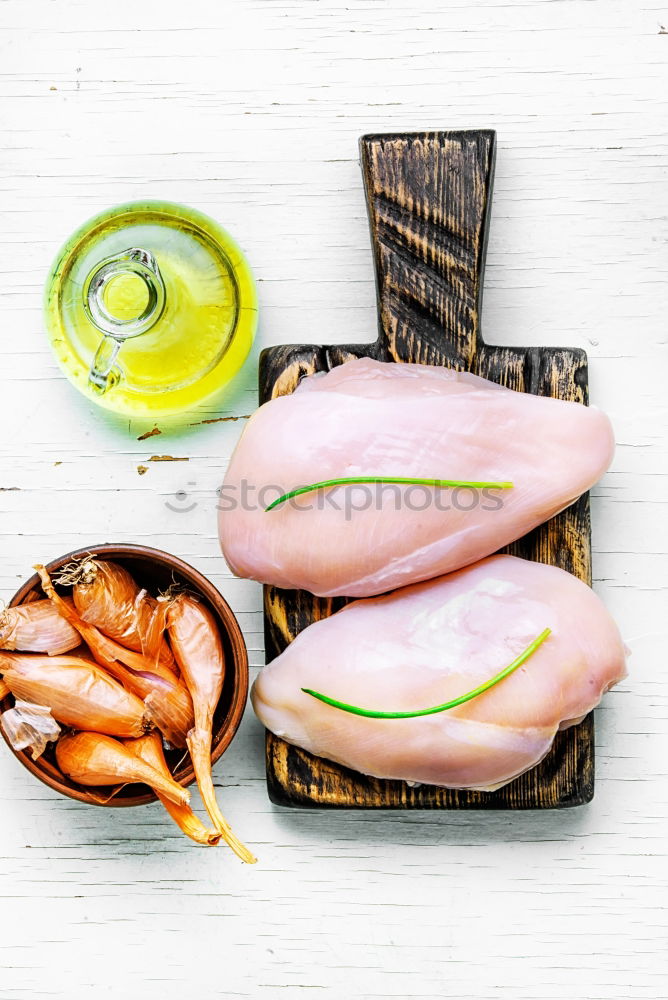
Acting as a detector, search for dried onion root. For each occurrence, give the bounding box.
[57,558,175,667]
[125,732,221,846]
[56,731,190,807]
[0,599,80,655]
[167,592,256,864]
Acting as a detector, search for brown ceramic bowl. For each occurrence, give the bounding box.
[0,543,248,807]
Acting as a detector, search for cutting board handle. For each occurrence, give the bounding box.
[360,130,496,370]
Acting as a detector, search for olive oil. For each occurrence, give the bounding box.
[44,201,257,419]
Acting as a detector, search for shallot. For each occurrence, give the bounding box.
[0,599,80,655]
[167,592,256,863]
[56,731,190,807]
[59,558,174,667]
[0,652,148,738]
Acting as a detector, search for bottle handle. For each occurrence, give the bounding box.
[83,247,165,395]
[88,336,123,392]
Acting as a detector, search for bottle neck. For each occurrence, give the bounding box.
[83,247,165,393]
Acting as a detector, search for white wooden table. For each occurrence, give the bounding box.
[1,2,666,997]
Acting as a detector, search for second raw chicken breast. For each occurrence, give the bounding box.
[220,358,614,597]
[251,556,627,791]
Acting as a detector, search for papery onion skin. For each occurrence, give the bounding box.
[0,699,61,759]
[142,682,194,750]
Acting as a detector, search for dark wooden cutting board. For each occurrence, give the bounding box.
[259,130,594,808]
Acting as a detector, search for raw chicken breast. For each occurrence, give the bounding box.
[219,359,615,597]
[251,555,627,790]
